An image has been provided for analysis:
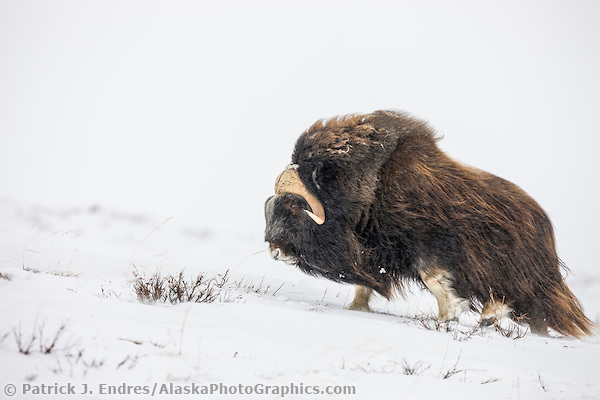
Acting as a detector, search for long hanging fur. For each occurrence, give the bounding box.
[264,110,595,337]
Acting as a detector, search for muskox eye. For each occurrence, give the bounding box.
[312,161,335,191]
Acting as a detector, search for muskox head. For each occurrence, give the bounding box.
[263,161,363,285]
[264,164,325,265]
[264,111,406,292]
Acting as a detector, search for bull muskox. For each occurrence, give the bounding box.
[264,110,594,337]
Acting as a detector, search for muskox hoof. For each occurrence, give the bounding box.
[345,286,374,312]
[345,302,373,312]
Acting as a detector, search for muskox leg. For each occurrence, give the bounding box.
[528,319,550,336]
[346,285,373,312]
[480,299,513,327]
[419,269,470,321]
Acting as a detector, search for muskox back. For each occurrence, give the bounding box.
[265,110,594,337]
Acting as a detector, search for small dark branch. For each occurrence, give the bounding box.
[126,355,140,370]
[410,314,483,341]
[441,357,463,379]
[481,378,499,385]
[116,355,130,369]
[0,331,10,347]
[272,282,285,296]
[234,277,271,295]
[457,325,484,341]
[538,371,548,392]
[320,288,328,303]
[415,314,440,331]
[118,338,143,346]
[76,349,84,363]
[116,354,141,370]
[22,265,40,274]
[0,272,13,281]
[98,286,122,299]
[400,359,430,376]
[12,326,36,355]
[48,270,80,278]
[492,315,529,340]
[38,322,67,354]
[150,339,167,349]
[214,270,230,289]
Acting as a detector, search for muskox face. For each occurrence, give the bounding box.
[264,164,326,267]
[264,193,311,265]
[264,112,423,291]
[264,162,378,289]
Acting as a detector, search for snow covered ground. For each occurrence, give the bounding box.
[2,1,600,399]
[0,198,599,400]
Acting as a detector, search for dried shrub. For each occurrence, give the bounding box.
[400,359,430,376]
[12,322,67,355]
[38,323,67,354]
[49,270,80,278]
[440,357,463,379]
[132,268,229,305]
[12,325,36,355]
[407,312,529,340]
[234,277,270,295]
[132,270,166,303]
[0,272,12,281]
[492,316,530,339]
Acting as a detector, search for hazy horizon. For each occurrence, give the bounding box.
[1,0,599,271]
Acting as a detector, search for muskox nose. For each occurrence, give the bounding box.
[270,247,281,261]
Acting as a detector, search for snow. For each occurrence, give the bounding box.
[1,200,599,399]
[1,1,600,399]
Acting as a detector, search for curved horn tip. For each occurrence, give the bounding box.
[305,210,325,225]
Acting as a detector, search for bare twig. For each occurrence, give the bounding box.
[0,272,12,281]
[399,359,430,376]
[441,356,463,379]
[12,325,36,355]
[38,322,67,354]
[538,371,548,392]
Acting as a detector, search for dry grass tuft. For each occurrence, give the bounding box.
[441,357,463,379]
[22,265,40,274]
[400,359,430,375]
[491,315,530,339]
[11,322,68,355]
[48,270,80,278]
[406,313,529,340]
[0,272,13,281]
[132,267,230,305]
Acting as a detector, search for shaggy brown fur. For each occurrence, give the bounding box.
[264,110,594,337]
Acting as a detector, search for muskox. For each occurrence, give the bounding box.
[264,110,594,337]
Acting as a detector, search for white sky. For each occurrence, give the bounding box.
[1,0,599,270]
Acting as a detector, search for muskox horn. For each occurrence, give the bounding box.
[274,165,326,225]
